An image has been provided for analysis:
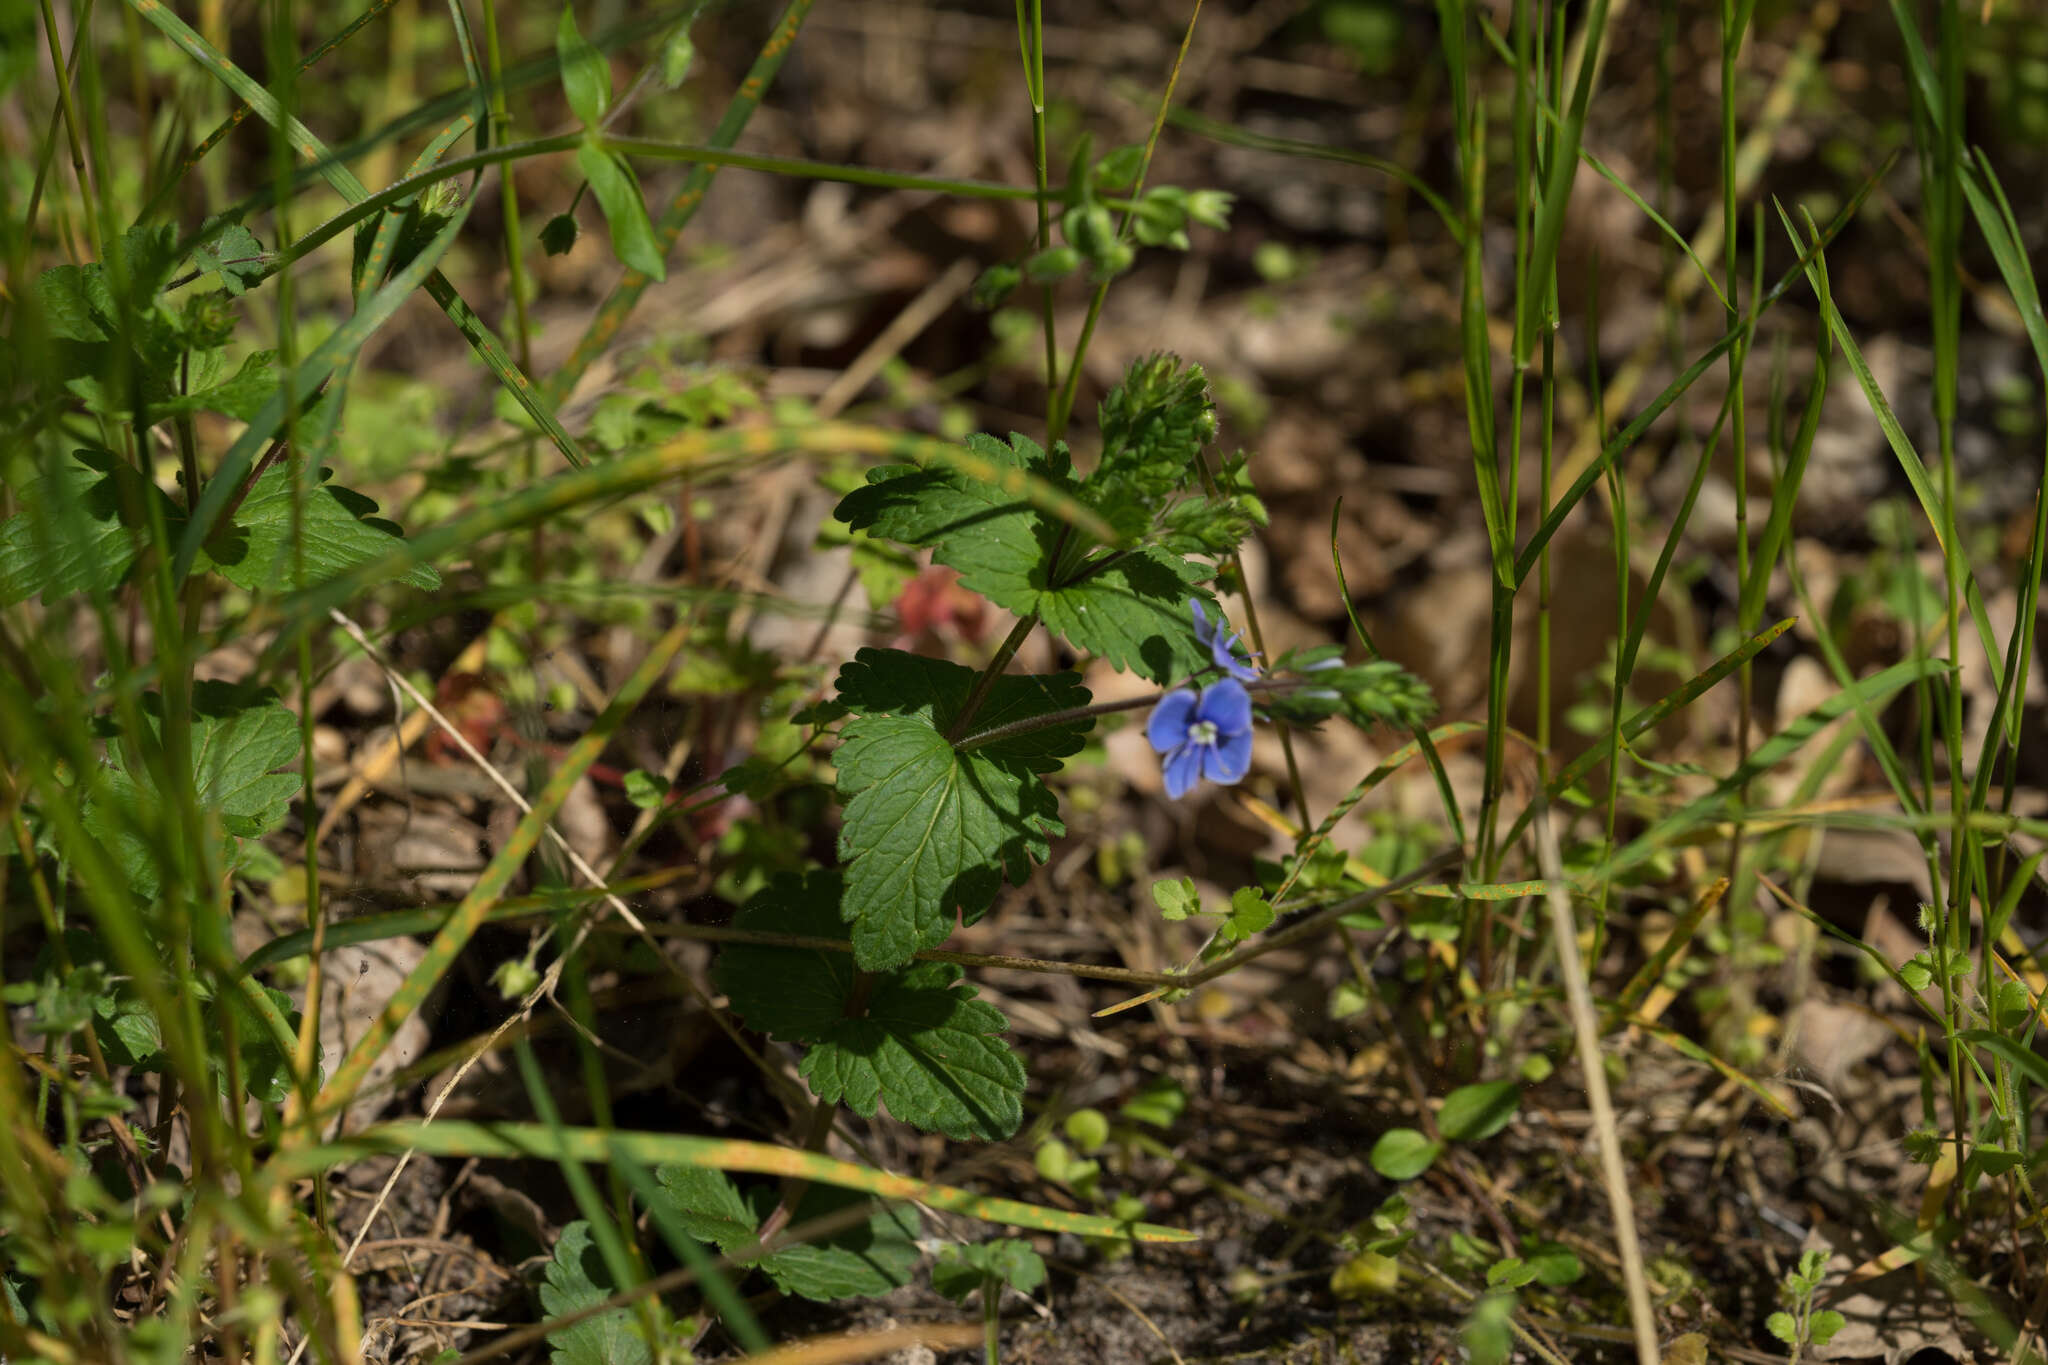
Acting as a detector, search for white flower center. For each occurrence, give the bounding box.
[1187,720,1219,746]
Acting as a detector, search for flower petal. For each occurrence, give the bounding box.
[1162,743,1205,799]
[1146,689,1199,754]
[1189,598,1215,644]
[1203,727,1253,786]
[1211,629,1260,682]
[1193,677,1253,736]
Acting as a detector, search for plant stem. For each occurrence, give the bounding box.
[955,675,1306,754]
[943,613,1039,743]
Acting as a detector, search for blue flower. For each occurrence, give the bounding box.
[1191,599,1260,682]
[1147,678,1254,799]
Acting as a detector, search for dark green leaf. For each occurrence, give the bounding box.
[1438,1080,1519,1143]
[649,1159,921,1301]
[540,1223,654,1365]
[540,213,581,257]
[576,143,667,282]
[833,650,1090,966]
[713,872,1027,1139]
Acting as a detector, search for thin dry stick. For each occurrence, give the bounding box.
[1532,799,1659,1365]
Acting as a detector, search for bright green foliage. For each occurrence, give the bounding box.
[1090,355,1216,538]
[833,650,1091,967]
[0,450,435,605]
[540,1223,663,1365]
[206,464,440,591]
[1118,1074,1187,1129]
[836,427,1217,683]
[1369,1128,1441,1180]
[651,1163,922,1301]
[555,5,611,126]
[713,872,1027,1139]
[1222,887,1275,942]
[1151,876,1200,920]
[84,682,303,897]
[1436,1080,1519,1143]
[931,1237,1046,1303]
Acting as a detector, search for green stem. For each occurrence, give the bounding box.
[943,613,1040,744]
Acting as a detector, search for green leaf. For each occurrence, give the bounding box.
[190,222,266,295]
[206,464,440,592]
[931,1238,1046,1303]
[1486,1257,1535,1290]
[1369,1128,1441,1180]
[713,872,1027,1140]
[756,1186,922,1301]
[649,1161,921,1301]
[1438,1080,1519,1143]
[1223,887,1274,942]
[835,431,1214,683]
[623,770,670,809]
[1809,1310,1846,1346]
[1088,354,1214,539]
[84,681,304,896]
[576,144,666,282]
[555,4,611,128]
[1765,1311,1798,1346]
[209,983,301,1104]
[833,649,1090,967]
[1523,1241,1582,1287]
[1119,1074,1186,1129]
[1151,876,1200,920]
[651,1164,758,1248]
[540,1223,654,1365]
[0,450,173,604]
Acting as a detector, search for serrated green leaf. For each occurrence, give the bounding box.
[540,1223,653,1365]
[555,5,610,128]
[84,682,303,896]
[1369,1128,1441,1180]
[1151,876,1199,920]
[576,143,666,282]
[713,872,1027,1139]
[651,1164,758,1250]
[206,464,439,592]
[0,450,172,605]
[1438,1080,1519,1143]
[758,1186,921,1301]
[835,433,1212,683]
[1765,1311,1798,1346]
[650,1156,921,1300]
[833,650,1090,967]
[190,222,266,295]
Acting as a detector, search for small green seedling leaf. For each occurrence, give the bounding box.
[1151,875,1200,920]
[1119,1074,1187,1129]
[623,770,670,809]
[1063,1108,1110,1153]
[190,222,266,295]
[1369,1128,1441,1180]
[1766,1311,1798,1346]
[1523,1241,1583,1286]
[1809,1310,1846,1345]
[1438,1080,1519,1143]
[712,872,1026,1140]
[931,1238,1046,1303]
[1223,887,1274,942]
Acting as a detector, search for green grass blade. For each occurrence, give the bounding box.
[269,1121,1199,1242]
